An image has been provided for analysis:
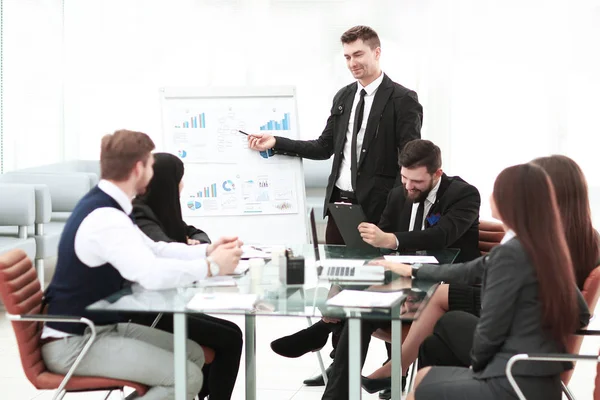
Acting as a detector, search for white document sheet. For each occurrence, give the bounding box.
[187,293,258,311]
[241,245,272,259]
[325,290,406,308]
[196,276,237,287]
[383,255,439,264]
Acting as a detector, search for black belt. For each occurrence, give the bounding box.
[332,187,357,203]
[39,337,64,346]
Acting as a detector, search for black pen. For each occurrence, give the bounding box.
[238,130,250,136]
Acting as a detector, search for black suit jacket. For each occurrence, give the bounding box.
[378,174,481,263]
[132,202,211,244]
[273,74,422,223]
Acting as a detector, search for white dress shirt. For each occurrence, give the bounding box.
[409,177,442,232]
[395,177,442,250]
[335,72,385,191]
[501,229,516,244]
[42,180,210,338]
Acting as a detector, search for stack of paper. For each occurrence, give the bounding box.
[326,290,406,308]
[187,293,258,311]
[383,255,438,264]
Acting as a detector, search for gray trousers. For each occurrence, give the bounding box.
[41,323,205,400]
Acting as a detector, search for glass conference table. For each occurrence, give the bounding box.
[88,245,459,400]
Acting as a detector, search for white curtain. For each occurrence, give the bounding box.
[1,0,63,171]
[3,0,600,222]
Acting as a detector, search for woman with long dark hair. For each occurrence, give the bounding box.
[531,155,600,288]
[362,155,597,393]
[133,152,210,244]
[407,163,582,399]
[131,153,242,400]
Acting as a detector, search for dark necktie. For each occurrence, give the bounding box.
[351,89,367,191]
[413,200,425,231]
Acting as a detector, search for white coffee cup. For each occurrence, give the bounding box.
[249,258,265,287]
[270,246,286,267]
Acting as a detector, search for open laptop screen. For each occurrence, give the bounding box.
[309,208,320,263]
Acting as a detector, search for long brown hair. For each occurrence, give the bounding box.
[532,155,599,289]
[493,163,578,347]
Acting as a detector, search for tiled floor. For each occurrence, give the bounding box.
[1,267,599,399]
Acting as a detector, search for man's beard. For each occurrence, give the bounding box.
[404,182,434,203]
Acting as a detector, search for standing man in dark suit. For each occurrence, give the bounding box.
[359,139,481,263]
[248,25,422,244]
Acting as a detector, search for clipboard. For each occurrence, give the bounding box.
[328,202,373,250]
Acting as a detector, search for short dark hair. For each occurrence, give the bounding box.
[340,26,381,50]
[100,129,155,181]
[399,139,442,174]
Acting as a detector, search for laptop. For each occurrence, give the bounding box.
[309,208,385,283]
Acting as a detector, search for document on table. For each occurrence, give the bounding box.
[196,276,237,287]
[325,290,406,308]
[187,293,258,311]
[383,255,439,264]
[241,245,271,259]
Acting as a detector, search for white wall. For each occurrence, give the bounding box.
[3,0,600,220]
[59,0,426,159]
[2,0,64,172]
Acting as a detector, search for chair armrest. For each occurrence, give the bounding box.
[506,353,600,400]
[7,313,94,326]
[0,183,36,230]
[7,312,97,394]
[509,353,600,363]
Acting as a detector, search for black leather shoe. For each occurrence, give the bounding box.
[376,376,406,399]
[303,364,332,386]
[270,320,330,358]
[362,376,391,394]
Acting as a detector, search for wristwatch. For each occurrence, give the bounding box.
[207,257,220,276]
[411,263,423,278]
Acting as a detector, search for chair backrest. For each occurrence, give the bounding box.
[563,265,600,384]
[478,220,505,255]
[0,249,47,388]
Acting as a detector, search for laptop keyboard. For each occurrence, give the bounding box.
[327,266,355,277]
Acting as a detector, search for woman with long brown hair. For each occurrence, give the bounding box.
[407,163,581,399]
[361,155,597,394]
[531,155,600,288]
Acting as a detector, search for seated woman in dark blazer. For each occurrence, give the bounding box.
[133,153,211,245]
[132,152,242,400]
[415,155,599,371]
[362,155,598,393]
[407,163,586,399]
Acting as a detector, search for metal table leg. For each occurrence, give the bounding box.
[174,313,187,400]
[391,318,402,400]
[245,314,256,400]
[348,318,362,400]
